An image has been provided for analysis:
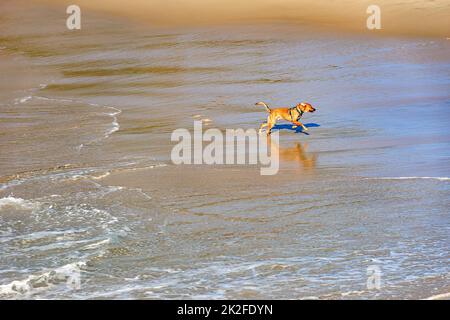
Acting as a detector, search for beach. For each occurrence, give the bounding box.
[0,0,449,299]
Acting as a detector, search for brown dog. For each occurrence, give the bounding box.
[256,101,316,135]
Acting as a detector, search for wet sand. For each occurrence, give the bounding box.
[0,0,449,299]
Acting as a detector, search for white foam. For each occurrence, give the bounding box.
[105,119,120,137]
[300,296,320,300]
[129,187,152,200]
[121,163,167,172]
[34,96,122,147]
[104,106,122,138]
[14,96,32,104]
[424,292,450,300]
[366,176,450,181]
[341,290,366,297]
[82,238,110,250]
[34,95,75,103]
[90,172,111,180]
[0,262,86,297]
[0,196,39,211]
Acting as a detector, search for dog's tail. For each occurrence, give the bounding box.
[255,101,271,113]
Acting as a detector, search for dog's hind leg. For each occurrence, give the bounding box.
[259,115,271,134]
[267,117,276,136]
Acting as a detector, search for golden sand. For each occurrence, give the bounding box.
[37,0,450,37]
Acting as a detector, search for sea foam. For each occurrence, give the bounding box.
[0,196,39,211]
[366,176,450,181]
[0,262,86,297]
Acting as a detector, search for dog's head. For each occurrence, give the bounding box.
[297,102,316,113]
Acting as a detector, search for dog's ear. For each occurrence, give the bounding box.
[300,102,306,107]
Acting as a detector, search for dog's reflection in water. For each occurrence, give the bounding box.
[268,137,317,170]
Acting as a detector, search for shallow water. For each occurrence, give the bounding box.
[0,1,449,299]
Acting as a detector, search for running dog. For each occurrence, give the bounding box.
[256,101,316,135]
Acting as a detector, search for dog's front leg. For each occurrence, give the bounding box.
[293,121,308,131]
